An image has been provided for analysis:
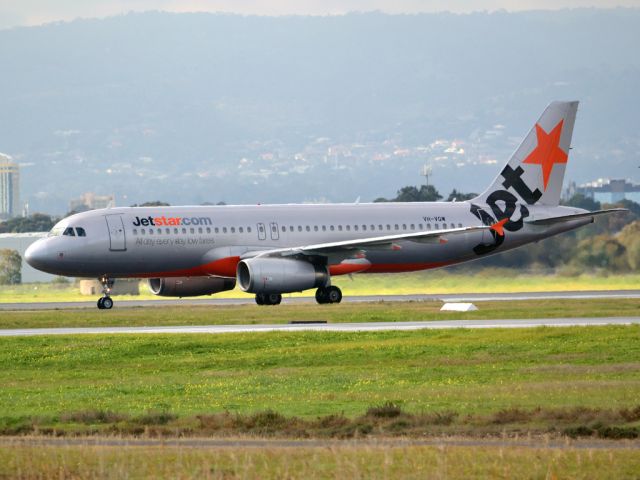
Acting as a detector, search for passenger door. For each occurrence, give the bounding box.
[257,222,267,241]
[270,222,279,241]
[105,215,126,251]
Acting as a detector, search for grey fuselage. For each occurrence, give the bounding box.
[25,201,590,279]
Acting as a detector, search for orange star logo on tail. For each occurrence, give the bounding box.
[522,120,567,191]
[490,218,509,237]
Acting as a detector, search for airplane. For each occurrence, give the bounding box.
[25,101,625,309]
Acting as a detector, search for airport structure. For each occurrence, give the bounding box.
[0,154,20,220]
[568,178,640,204]
[0,232,53,282]
[69,192,115,212]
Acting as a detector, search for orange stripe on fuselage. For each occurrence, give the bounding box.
[132,258,453,278]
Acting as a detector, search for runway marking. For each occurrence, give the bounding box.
[0,317,638,337]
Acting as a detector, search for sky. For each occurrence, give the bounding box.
[1,0,640,29]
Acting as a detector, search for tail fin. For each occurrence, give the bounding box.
[473,101,579,207]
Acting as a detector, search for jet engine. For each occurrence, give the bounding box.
[148,277,236,297]
[237,257,328,294]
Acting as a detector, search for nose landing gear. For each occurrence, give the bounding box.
[97,276,114,310]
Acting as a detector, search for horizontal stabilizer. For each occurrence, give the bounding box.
[525,208,628,226]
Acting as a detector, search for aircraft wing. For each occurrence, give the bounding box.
[242,225,491,259]
[525,208,628,226]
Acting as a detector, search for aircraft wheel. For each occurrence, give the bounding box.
[101,297,114,309]
[265,293,282,305]
[255,294,265,305]
[97,298,105,309]
[326,286,342,304]
[315,288,328,304]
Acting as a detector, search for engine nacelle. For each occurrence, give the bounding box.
[148,277,236,297]
[237,257,328,294]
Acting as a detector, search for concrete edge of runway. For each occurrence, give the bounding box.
[1,289,640,311]
[1,317,638,337]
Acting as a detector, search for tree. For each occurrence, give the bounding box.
[131,201,171,207]
[562,193,601,211]
[573,235,628,271]
[375,185,442,202]
[0,213,56,233]
[446,189,477,202]
[0,249,21,285]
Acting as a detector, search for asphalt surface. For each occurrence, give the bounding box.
[2,436,638,450]
[1,289,640,310]
[1,317,638,337]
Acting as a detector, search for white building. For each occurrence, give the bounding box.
[0,153,19,220]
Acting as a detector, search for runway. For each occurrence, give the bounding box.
[1,289,639,310]
[1,317,638,337]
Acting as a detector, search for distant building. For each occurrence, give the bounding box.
[575,178,640,204]
[69,192,115,212]
[0,154,19,220]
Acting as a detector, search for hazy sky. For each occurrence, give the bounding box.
[1,0,639,29]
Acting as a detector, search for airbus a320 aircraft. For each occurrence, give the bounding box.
[26,101,625,309]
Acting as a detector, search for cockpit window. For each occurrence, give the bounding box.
[76,227,86,237]
[63,227,76,236]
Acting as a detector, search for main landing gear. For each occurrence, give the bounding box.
[97,276,114,310]
[315,286,342,304]
[255,293,282,306]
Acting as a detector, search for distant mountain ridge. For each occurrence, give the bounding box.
[0,10,638,213]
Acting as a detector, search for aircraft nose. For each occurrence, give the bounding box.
[25,239,50,271]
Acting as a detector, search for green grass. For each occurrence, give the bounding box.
[1,298,639,329]
[2,270,640,303]
[2,443,640,479]
[0,326,639,430]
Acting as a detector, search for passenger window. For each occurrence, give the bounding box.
[132,228,137,235]
[306,226,310,232]
[175,228,179,234]
[182,228,187,234]
[442,223,447,229]
[410,224,415,230]
[346,225,351,231]
[149,229,154,235]
[190,228,194,234]
[199,227,203,234]
[458,223,463,228]
[76,227,86,237]
[434,224,439,230]
[330,225,335,231]
[63,227,75,236]
[214,227,219,234]
[222,227,227,234]
[298,226,302,232]
[354,225,358,231]
[386,225,391,230]
[314,225,318,231]
[289,226,294,232]
[247,227,252,233]
[238,227,243,233]
[281,226,286,232]
[322,225,326,231]
[362,225,367,231]
[141,228,146,235]
[166,228,171,234]
[378,224,383,230]
[402,224,407,230]
[427,224,431,230]
[418,223,423,230]
[206,227,211,233]
[230,227,235,233]
[338,225,343,231]
[394,224,399,230]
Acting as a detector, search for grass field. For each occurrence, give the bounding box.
[1,325,639,438]
[2,442,640,479]
[1,298,639,329]
[2,270,640,303]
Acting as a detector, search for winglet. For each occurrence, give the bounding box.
[491,218,509,236]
